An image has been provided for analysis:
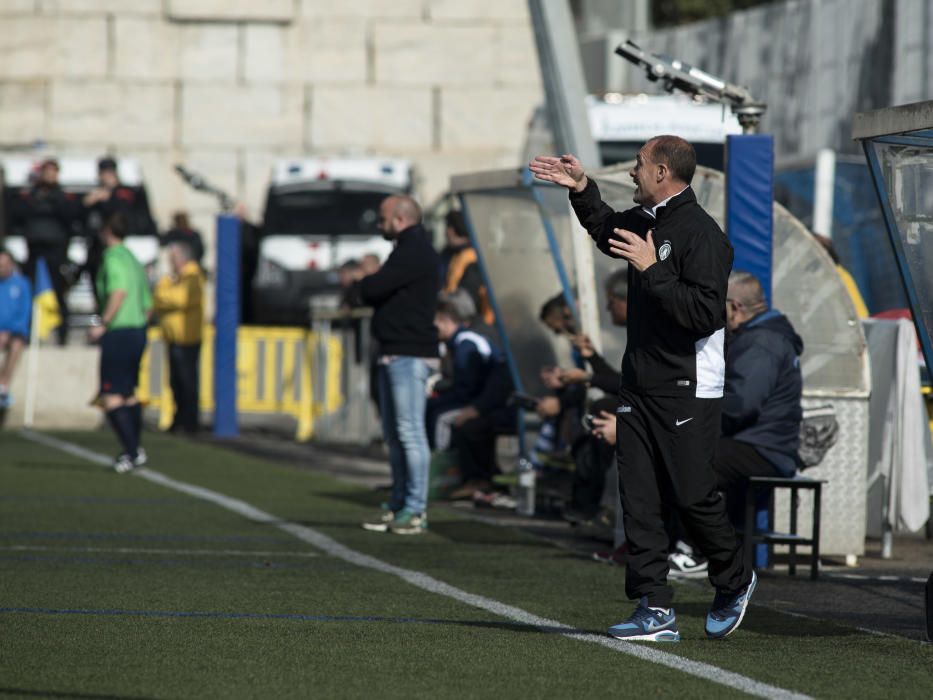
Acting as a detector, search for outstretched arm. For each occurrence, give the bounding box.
[530,154,628,258]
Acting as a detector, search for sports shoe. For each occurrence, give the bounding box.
[388,509,428,535]
[668,548,708,579]
[361,505,395,532]
[133,448,148,468]
[608,598,680,642]
[705,570,758,639]
[112,454,135,474]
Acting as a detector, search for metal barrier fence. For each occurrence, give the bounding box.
[138,325,343,441]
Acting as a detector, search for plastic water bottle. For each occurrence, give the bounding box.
[516,457,536,517]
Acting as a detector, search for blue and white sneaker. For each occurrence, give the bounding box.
[706,570,757,639]
[608,598,680,642]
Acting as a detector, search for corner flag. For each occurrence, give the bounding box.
[33,257,62,341]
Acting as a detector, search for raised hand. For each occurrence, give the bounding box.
[529,154,587,192]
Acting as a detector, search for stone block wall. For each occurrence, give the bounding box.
[0,0,543,267]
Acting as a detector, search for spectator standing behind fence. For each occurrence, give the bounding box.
[359,196,440,536]
[0,250,31,410]
[152,241,205,435]
[82,157,136,302]
[441,211,494,325]
[162,212,205,267]
[13,158,77,346]
[89,214,152,474]
[531,136,756,643]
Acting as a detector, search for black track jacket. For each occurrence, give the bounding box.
[570,179,733,398]
[359,224,440,358]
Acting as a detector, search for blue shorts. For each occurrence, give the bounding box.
[99,327,147,397]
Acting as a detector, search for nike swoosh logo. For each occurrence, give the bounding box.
[675,418,694,426]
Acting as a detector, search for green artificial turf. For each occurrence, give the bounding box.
[0,430,931,699]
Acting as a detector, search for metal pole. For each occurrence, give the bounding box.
[527,0,602,168]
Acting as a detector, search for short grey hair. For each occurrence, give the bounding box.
[728,271,768,311]
[438,287,476,322]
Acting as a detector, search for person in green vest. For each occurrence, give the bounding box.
[89,212,152,473]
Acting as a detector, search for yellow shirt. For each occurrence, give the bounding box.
[153,261,204,345]
[836,264,869,319]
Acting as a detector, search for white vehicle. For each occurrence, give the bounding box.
[252,157,412,324]
[0,155,159,331]
[524,93,743,170]
[586,93,742,168]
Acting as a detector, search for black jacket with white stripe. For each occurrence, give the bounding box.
[570,179,733,398]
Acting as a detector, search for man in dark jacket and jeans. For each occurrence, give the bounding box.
[360,195,440,535]
[531,136,755,642]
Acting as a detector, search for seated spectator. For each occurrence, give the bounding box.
[427,300,497,452]
[669,270,804,578]
[0,250,32,409]
[559,269,629,522]
[533,292,586,462]
[447,360,516,500]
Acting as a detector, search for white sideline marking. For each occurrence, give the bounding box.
[21,430,809,700]
[0,545,318,558]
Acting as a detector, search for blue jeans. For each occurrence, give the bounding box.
[378,357,432,514]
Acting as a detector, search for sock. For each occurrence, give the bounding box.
[106,407,139,459]
[128,403,143,446]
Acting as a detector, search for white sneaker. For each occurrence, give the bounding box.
[112,454,135,474]
[133,448,148,467]
[668,551,709,579]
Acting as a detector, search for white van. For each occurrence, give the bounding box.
[252,157,412,325]
[523,93,743,171]
[586,93,742,168]
[0,155,159,331]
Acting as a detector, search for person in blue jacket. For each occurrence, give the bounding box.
[670,270,804,578]
[0,250,32,409]
[427,299,498,451]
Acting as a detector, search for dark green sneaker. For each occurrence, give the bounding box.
[361,505,395,532]
[388,509,428,535]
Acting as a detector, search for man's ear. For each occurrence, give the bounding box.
[656,164,667,183]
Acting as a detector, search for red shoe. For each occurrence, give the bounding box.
[591,542,628,566]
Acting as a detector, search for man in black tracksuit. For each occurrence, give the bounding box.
[358,195,440,536]
[530,136,755,642]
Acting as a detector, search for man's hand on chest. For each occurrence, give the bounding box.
[608,227,658,273]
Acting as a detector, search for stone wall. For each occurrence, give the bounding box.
[0,0,543,262]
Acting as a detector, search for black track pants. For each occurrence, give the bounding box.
[616,387,751,608]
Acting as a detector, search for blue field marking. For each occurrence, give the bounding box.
[0,495,196,506]
[4,531,296,545]
[0,553,318,570]
[0,606,503,628]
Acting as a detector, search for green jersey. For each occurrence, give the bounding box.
[97,243,152,329]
